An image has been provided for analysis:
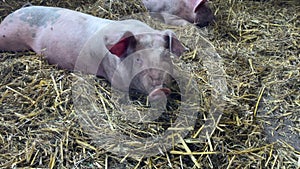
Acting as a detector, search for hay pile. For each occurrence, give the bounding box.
[0,0,299,168]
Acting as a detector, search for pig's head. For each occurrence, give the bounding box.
[189,0,215,27]
[102,29,186,101]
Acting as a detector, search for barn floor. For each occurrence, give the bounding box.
[0,0,299,168]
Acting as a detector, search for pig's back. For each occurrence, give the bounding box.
[0,6,111,69]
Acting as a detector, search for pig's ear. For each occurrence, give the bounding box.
[105,31,137,58]
[164,30,188,57]
[192,0,207,13]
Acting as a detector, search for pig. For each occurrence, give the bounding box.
[0,6,186,101]
[142,0,215,27]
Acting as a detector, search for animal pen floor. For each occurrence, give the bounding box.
[0,0,299,168]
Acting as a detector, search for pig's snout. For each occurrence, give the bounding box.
[148,87,171,102]
[148,69,164,86]
[145,69,172,101]
[131,68,172,101]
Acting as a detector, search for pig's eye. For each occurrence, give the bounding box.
[135,57,143,65]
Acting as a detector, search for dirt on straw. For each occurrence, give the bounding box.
[0,0,299,168]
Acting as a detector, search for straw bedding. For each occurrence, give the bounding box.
[0,0,299,168]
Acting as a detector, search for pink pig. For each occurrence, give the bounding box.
[0,6,187,101]
[142,0,215,27]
